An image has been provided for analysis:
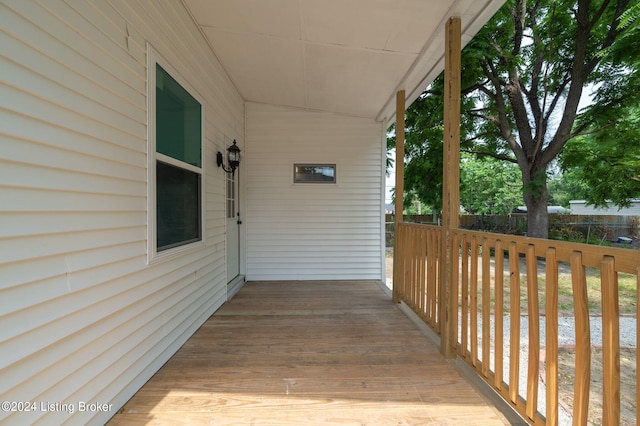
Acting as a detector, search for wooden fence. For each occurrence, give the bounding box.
[394,222,639,425]
[387,214,639,241]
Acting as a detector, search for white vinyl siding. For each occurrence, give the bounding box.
[245,103,385,281]
[569,200,640,215]
[0,1,242,425]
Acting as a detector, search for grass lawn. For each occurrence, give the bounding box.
[479,262,637,316]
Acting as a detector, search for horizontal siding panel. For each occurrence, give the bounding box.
[0,186,145,212]
[1,34,145,122]
[3,275,225,425]
[92,1,148,64]
[249,271,381,281]
[0,249,217,370]
[60,0,140,61]
[0,254,145,317]
[0,241,146,290]
[1,256,69,291]
[1,0,241,423]
[1,85,145,149]
[247,210,382,220]
[0,110,146,165]
[248,234,382,242]
[248,246,381,255]
[2,1,146,94]
[0,136,147,188]
[248,241,382,251]
[246,103,384,281]
[0,226,146,270]
[248,235,381,245]
[0,158,145,199]
[0,4,145,106]
[0,211,145,239]
[249,260,382,268]
[40,0,145,74]
[0,56,145,137]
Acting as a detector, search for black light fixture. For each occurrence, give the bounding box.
[217,140,241,175]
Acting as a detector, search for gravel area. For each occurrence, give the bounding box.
[385,254,637,424]
[466,315,636,425]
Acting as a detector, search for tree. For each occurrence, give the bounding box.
[547,167,591,207]
[460,155,523,215]
[395,0,637,238]
[559,3,640,207]
[560,106,640,206]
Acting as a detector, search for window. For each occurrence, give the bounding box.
[293,164,336,183]
[226,172,236,219]
[148,48,204,259]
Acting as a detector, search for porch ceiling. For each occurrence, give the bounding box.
[182,0,505,124]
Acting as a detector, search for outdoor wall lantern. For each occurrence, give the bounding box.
[217,140,241,175]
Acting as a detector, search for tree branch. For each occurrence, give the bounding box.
[570,121,617,138]
[461,148,519,163]
[481,59,527,168]
[542,0,631,167]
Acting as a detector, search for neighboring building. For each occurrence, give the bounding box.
[570,199,640,215]
[513,205,571,214]
[0,1,505,424]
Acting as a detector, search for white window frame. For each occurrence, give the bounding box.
[147,44,205,263]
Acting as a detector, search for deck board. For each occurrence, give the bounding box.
[108,281,508,425]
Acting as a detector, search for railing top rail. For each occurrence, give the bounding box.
[397,222,639,274]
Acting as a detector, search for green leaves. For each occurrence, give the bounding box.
[389,0,639,237]
[460,155,523,215]
[562,106,640,207]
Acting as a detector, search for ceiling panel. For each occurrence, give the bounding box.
[305,44,415,117]
[301,0,451,54]
[201,27,307,108]
[183,0,507,123]
[186,0,302,38]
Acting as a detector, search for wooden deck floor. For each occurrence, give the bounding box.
[108,281,509,425]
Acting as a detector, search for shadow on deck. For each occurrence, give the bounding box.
[108,281,515,425]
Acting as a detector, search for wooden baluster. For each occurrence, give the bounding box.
[437,229,442,334]
[400,226,407,303]
[451,232,461,353]
[417,227,422,315]
[570,251,590,426]
[526,244,540,420]
[411,227,418,311]
[482,238,491,377]
[396,224,404,301]
[419,228,427,322]
[434,229,441,329]
[545,248,559,426]
[407,226,412,306]
[403,225,412,305]
[427,229,436,324]
[461,235,469,358]
[601,256,620,425]
[494,240,504,390]
[470,236,479,367]
[509,242,521,404]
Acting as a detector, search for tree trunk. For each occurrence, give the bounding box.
[523,170,549,239]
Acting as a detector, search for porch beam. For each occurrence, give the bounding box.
[392,89,405,304]
[440,17,461,358]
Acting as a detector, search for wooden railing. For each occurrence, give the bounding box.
[394,222,639,425]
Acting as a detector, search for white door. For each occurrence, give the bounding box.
[226,172,240,281]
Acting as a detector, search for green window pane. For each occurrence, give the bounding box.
[156,161,202,251]
[156,64,201,167]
